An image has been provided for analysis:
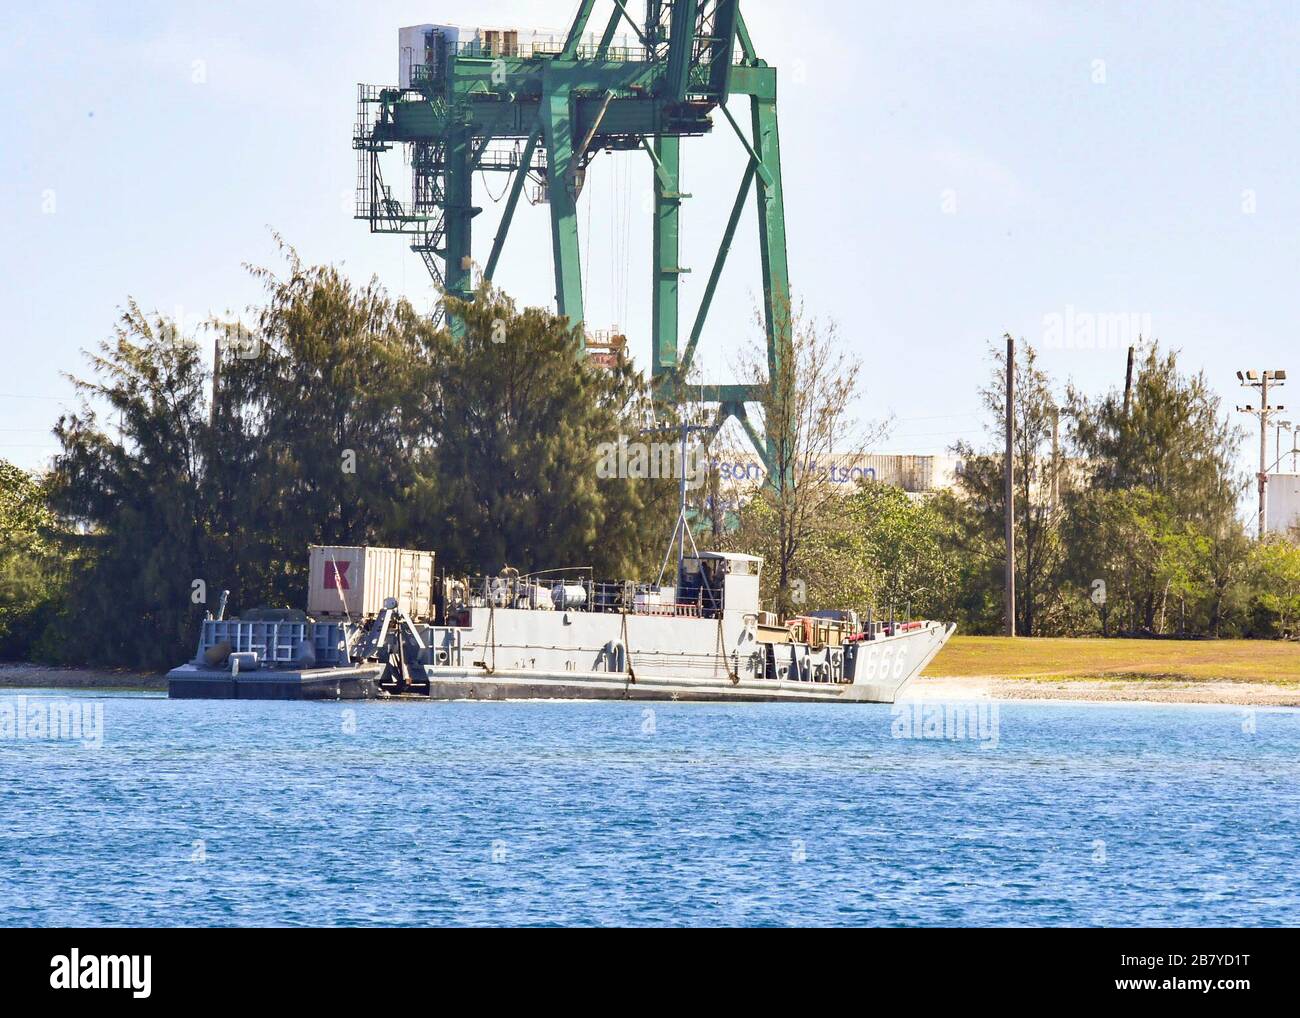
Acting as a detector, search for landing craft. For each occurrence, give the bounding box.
[167,545,954,702]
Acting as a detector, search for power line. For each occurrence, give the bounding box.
[892,410,983,421]
[886,429,979,439]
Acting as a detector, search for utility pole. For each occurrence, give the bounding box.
[1004,335,1016,637]
[1237,369,1287,539]
[1258,369,1268,538]
[1275,419,1291,473]
[1050,405,1060,513]
[1123,345,1135,416]
[210,336,222,430]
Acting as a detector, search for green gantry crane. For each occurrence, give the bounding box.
[353,1,790,469]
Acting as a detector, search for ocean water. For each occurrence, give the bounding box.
[1,688,1297,927]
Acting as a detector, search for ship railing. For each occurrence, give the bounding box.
[463,573,597,611]
[196,619,355,669]
[587,580,713,618]
[445,39,651,63]
[452,575,715,618]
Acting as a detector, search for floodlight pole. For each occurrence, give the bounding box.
[1261,372,1269,539]
[1237,368,1288,540]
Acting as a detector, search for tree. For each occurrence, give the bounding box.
[1068,343,1242,523]
[1197,521,1253,637]
[1247,538,1300,637]
[45,303,214,668]
[1066,342,1248,633]
[1061,486,1201,635]
[37,249,678,668]
[214,242,443,608]
[0,461,65,659]
[800,481,961,618]
[735,305,877,616]
[409,282,674,577]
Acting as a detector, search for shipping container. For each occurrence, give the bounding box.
[307,546,436,620]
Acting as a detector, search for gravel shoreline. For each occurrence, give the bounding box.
[0,663,165,691]
[913,674,1300,707]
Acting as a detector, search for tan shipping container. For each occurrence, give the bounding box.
[307,546,435,620]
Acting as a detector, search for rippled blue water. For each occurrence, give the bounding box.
[1,689,1297,927]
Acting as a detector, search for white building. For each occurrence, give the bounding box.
[1265,473,1300,536]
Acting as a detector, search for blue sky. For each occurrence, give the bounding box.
[3,0,1298,483]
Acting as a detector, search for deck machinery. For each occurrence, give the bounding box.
[352,1,790,472]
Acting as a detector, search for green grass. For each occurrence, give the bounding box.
[924,636,1300,684]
